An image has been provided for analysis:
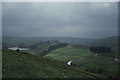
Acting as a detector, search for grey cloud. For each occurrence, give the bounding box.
[2,2,118,39]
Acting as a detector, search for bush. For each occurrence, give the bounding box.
[89,46,111,53]
[97,68,103,74]
[40,43,68,56]
[107,75,113,79]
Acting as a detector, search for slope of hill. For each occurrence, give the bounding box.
[2,50,100,78]
[45,46,119,78]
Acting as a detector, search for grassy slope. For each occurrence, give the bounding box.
[2,50,100,78]
[45,46,119,77]
[45,46,94,62]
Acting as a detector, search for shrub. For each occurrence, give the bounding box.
[89,46,111,53]
[97,68,103,74]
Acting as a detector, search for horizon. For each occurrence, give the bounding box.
[2,35,118,40]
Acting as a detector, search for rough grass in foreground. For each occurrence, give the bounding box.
[2,50,101,78]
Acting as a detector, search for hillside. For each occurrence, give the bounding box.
[2,50,100,78]
[45,46,119,78]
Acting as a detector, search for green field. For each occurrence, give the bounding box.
[45,46,119,77]
[2,50,101,78]
[45,46,94,62]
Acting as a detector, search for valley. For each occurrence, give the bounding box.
[2,36,120,78]
[45,46,119,77]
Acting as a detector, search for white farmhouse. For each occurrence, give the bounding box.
[67,61,72,65]
[8,47,28,51]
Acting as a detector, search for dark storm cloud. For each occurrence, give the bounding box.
[2,2,118,39]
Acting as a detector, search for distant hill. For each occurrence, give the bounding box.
[2,36,118,48]
[2,50,100,78]
[86,36,118,47]
[2,36,95,46]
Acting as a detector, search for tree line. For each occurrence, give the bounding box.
[39,43,68,56]
[89,46,111,53]
[26,40,68,56]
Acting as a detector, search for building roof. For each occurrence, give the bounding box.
[8,47,28,51]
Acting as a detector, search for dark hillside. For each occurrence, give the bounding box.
[2,50,101,78]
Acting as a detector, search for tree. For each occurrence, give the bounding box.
[3,47,8,51]
[104,70,108,74]
[97,68,103,74]
[91,67,96,73]
[16,49,19,52]
[39,43,68,56]
[47,41,50,44]
[107,75,113,79]
[89,46,111,53]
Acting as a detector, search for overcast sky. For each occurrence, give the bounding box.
[2,2,118,39]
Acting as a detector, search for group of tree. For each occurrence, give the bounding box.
[25,40,68,56]
[28,40,60,50]
[39,43,68,56]
[89,46,111,53]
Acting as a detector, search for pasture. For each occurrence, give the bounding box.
[45,46,119,77]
